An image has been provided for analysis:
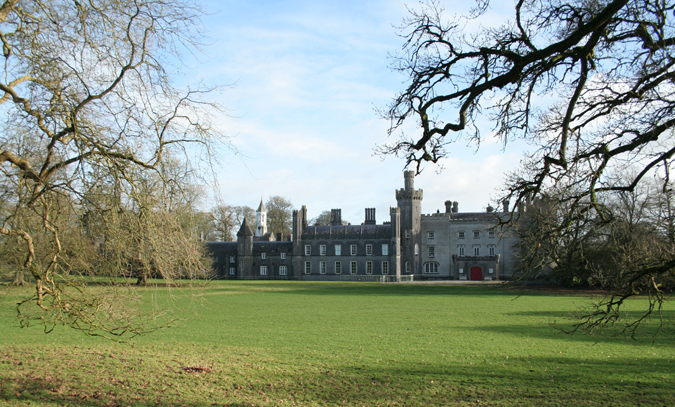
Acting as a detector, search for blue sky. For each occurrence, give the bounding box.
[194,0,527,223]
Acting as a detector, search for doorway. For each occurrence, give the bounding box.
[470,267,482,281]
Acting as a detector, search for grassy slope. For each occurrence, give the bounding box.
[0,281,673,406]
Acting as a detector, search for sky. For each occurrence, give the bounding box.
[193,0,528,224]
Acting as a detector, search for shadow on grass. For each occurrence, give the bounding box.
[460,316,675,347]
[219,281,521,297]
[204,280,631,300]
[2,354,673,406]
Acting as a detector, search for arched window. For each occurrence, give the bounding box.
[405,262,411,273]
[424,262,439,274]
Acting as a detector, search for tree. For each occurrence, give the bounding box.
[204,204,258,242]
[232,205,256,234]
[311,210,333,226]
[209,205,236,242]
[382,0,675,334]
[266,196,293,237]
[0,0,224,339]
[310,210,349,226]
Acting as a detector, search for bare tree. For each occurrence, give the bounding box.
[310,210,349,226]
[0,0,226,339]
[232,205,255,234]
[210,204,236,241]
[382,0,675,334]
[265,196,293,237]
[311,210,333,226]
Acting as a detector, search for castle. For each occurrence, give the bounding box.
[207,171,519,281]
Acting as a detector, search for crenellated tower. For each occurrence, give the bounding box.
[396,171,423,275]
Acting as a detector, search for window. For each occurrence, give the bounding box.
[304,245,311,256]
[366,244,373,255]
[488,231,495,239]
[405,262,411,273]
[473,230,480,239]
[458,245,465,256]
[229,267,235,275]
[489,268,494,274]
[382,261,389,275]
[261,253,266,260]
[405,229,411,239]
[230,256,235,263]
[428,246,435,258]
[215,256,219,263]
[350,261,357,274]
[474,246,480,256]
[335,261,342,274]
[366,261,373,274]
[320,261,326,274]
[239,261,244,272]
[382,244,389,256]
[320,244,326,256]
[335,244,341,256]
[414,243,419,256]
[304,261,311,274]
[350,245,357,256]
[489,245,495,256]
[458,231,465,239]
[428,231,435,239]
[279,265,287,275]
[459,268,464,274]
[280,253,286,260]
[424,262,439,273]
[260,265,268,275]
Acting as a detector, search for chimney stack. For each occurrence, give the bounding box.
[364,208,376,225]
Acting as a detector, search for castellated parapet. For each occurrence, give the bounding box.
[396,170,423,201]
[395,188,423,201]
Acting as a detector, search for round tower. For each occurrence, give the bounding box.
[396,171,423,275]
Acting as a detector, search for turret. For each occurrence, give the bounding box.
[396,171,423,275]
[237,217,254,277]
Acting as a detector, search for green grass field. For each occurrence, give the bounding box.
[1,281,673,406]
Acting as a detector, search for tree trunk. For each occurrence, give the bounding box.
[136,271,148,285]
[12,268,26,286]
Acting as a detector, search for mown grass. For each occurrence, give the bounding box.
[0,281,673,406]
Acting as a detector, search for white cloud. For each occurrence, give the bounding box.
[193,0,526,222]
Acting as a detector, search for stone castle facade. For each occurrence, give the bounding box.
[207,171,519,281]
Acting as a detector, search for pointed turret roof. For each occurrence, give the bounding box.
[257,198,266,213]
[237,217,254,237]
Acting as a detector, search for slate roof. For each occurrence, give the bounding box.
[237,217,254,237]
[303,224,391,236]
[251,241,293,254]
[447,212,500,221]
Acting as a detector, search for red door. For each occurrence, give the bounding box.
[470,267,482,281]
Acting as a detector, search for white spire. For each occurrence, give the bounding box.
[255,197,267,237]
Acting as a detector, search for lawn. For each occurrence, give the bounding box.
[0,281,673,406]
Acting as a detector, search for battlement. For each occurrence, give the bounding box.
[421,213,450,218]
[395,188,423,201]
